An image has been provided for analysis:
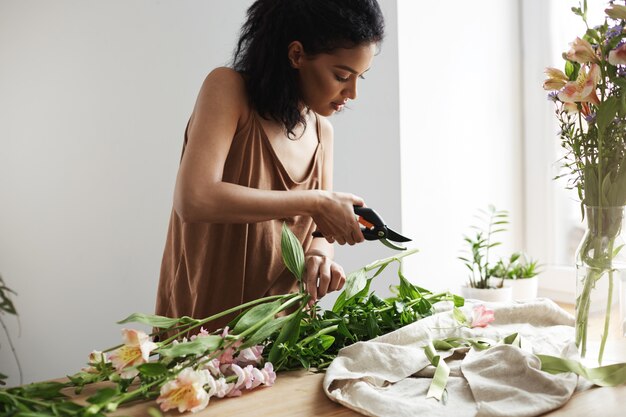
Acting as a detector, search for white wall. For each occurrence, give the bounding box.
[0,0,401,386]
[397,0,524,293]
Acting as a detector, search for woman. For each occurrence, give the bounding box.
[155,0,385,332]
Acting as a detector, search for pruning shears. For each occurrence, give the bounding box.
[312,206,412,251]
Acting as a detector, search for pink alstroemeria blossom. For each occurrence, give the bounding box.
[189,327,210,341]
[217,326,243,366]
[566,37,599,64]
[543,67,569,91]
[471,305,495,328]
[609,43,626,65]
[558,64,600,105]
[82,350,110,374]
[157,368,211,413]
[606,4,626,20]
[108,329,158,379]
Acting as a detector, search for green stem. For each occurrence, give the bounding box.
[363,249,419,272]
[598,268,614,364]
[299,325,339,346]
[0,315,23,385]
[160,294,290,346]
[113,378,164,409]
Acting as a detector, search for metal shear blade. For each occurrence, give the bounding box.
[353,206,411,250]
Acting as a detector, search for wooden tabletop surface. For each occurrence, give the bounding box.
[59,368,626,417]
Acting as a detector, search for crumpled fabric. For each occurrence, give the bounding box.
[323,298,589,417]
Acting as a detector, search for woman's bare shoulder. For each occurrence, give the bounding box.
[199,67,247,102]
[192,67,250,126]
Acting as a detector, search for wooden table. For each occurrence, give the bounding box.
[63,368,626,417]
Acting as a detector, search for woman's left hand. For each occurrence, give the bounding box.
[304,254,346,304]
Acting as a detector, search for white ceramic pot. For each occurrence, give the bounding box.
[459,285,512,302]
[502,276,539,301]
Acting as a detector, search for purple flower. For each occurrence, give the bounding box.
[617,66,626,77]
[585,113,597,124]
[607,25,623,40]
[547,91,559,102]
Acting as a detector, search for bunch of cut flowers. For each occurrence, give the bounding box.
[543,0,626,364]
[0,225,461,416]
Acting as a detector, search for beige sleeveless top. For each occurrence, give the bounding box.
[155,109,323,332]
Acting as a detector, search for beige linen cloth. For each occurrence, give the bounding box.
[323,298,592,417]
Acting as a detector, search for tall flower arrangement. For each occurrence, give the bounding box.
[543,1,626,364]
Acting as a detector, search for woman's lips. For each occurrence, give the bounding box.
[331,102,344,111]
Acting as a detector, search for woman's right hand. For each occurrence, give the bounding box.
[311,191,366,245]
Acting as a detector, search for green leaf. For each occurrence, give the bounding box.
[268,308,303,366]
[21,382,68,400]
[501,333,520,347]
[87,387,120,405]
[538,354,626,387]
[432,340,455,350]
[281,222,305,280]
[452,295,465,307]
[597,96,619,138]
[452,307,469,326]
[116,313,181,329]
[137,362,168,377]
[318,335,335,352]
[240,315,291,348]
[233,300,281,334]
[365,312,380,338]
[344,268,367,299]
[156,335,222,358]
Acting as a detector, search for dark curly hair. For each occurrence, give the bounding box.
[232,0,385,138]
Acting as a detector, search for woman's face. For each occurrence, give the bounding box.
[293,42,377,117]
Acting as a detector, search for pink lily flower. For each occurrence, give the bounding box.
[231,364,256,390]
[206,376,233,398]
[156,368,211,413]
[203,358,222,378]
[235,345,264,366]
[108,329,158,379]
[259,362,276,386]
[471,305,495,328]
[557,64,600,105]
[609,43,626,65]
[543,67,569,91]
[566,37,599,64]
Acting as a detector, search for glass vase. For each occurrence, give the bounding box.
[574,205,626,366]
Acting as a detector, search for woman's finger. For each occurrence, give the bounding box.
[317,257,332,298]
[305,258,319,302]
[329,263,345,292]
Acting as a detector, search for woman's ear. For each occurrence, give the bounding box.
[287,41,305,68]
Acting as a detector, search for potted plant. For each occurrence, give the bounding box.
[458,205,540,302]
[489,253,540,301]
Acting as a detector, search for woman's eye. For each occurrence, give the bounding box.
[335,74,349,82]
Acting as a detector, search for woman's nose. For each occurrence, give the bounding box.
[343,78,358,100]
